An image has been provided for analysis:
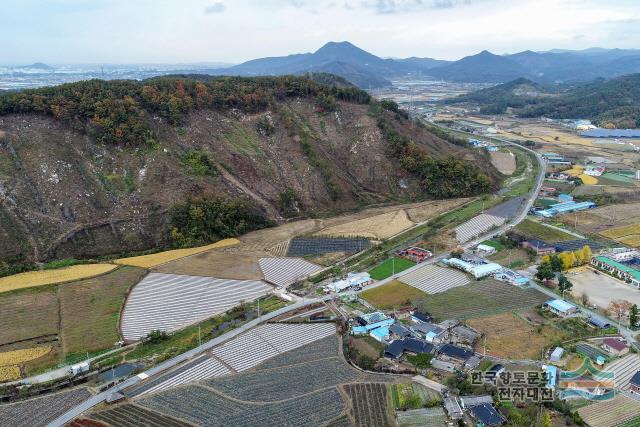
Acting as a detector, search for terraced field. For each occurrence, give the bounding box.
[89,404,190,427]
[139,385,345,427]
[0,266,145,377]
[361,280,426,309]
[578,394,640,427]
[415,279,548,321]
[0,264,117,293]
[114,238,240,268]
[600,223,640,248]
[0,387,92,427]
[126,324,337,396]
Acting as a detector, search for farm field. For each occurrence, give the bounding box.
[89,404,187,427]
[59,266,147,355]
[127,324,337,396]
[578,174,598,185]
[514,219,575,242]
[120,273,272,341]
[0,266,145,377]
[314,199,472,240]
[114,238,240,268]
[0,387,92,427]
[345,383,393,427]
[361,280,426,309]
[487,248,531,269]
[316,209,415,239]
[287,237,370,257]
[454,213,505,243]
[368,257,415,280]
[578,394,640,427]
[155,250,262,280]
[0,264,117,293]
[399,264,469,294]
[131,329,397,427]
[570,268,640,309]
[467,313,565,359]
[599,223,640,248]
[490,151,517,175]
[397,407,447,427]
[415,279,548,321]
[258,257,322,287]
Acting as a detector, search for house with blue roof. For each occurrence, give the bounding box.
[544,299,577,317]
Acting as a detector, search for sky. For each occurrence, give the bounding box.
[2,0,640,65]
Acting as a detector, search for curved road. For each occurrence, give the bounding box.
[49,125,546,426]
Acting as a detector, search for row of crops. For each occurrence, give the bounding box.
[205,357,360,402]
[90,404,188,427]
[0,387,92,427]
[286,237,370,257]
[139,385,345,427]
[344,383,392,427]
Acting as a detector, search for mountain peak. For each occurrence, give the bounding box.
[315,41,368,55]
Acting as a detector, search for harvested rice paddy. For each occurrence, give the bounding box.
[0,264,117,293]
[114,238,240,268]
[578,174,598,185]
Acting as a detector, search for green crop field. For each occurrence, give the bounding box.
[360,280,426,309]
[414,279,548,321]
[368,257,415,280]
[515,219,574,242]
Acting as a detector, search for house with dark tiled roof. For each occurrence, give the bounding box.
[601,338,629,356]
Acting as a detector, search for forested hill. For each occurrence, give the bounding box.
[447,74,640,128]
[0,75,498,267]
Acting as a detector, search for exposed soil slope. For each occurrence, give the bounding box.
[0,78,498,264]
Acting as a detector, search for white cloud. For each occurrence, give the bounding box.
[204,2,225,14]
[0,0,638,64]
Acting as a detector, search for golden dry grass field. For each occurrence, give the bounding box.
[315,209,415,239]
[467,312,565,360]
[0,264,117,294]
[0,366,20,382]
[599,222,640,248]
[578,174,598,185]
[114,238,240,268]
[0,346,51,382]
[0,346,51,366]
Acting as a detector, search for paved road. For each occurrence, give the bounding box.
[49,126,546,426]
[47,296,331,427]
[359,127,547,293]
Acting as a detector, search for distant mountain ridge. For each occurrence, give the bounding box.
[217,41,447,88]
[215,42,640,87]
[447,74,640,128]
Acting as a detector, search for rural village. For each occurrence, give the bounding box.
[1,98,640,427]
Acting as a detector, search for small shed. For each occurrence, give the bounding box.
[588,315,612,329]
[550,347,564,362]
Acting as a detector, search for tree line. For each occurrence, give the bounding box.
[0,75,371,145]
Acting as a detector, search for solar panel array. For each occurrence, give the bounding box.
[286,237,370,257]
[554,239,604,252]
[455,214,506,243]
[258,258,323,287]
[121,273,272,341]
[131,323,336,396]
[399,264,470,294]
